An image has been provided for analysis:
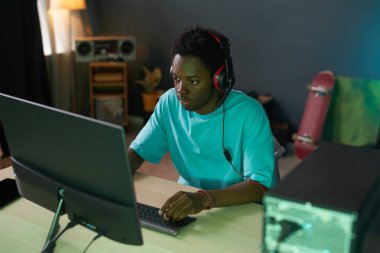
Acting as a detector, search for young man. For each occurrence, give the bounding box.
[128,26,275,221]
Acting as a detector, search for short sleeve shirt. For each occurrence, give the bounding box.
[130,88,276,190]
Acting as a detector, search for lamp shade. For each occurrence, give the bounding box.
[50,0,86,10]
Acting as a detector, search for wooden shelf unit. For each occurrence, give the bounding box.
[89,61,128,126]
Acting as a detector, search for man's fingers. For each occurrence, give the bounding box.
[160,191,205,221]
[159,191,184,218]
[168,196,193,220]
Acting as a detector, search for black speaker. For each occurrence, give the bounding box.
[75,36,137,62]
[263,142,380,253]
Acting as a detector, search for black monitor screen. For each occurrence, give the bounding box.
[0,93,143,246]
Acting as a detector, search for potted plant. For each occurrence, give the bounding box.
[136,65,164,113]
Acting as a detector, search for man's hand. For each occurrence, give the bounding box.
[158,191,210,221]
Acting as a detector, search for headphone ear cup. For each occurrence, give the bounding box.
[213,65,229,92]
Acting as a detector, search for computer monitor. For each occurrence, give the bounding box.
[0,93,143,248]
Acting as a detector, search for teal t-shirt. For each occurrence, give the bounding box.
[130,88,276,190]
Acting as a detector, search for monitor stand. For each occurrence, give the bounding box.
[41,189,64,253]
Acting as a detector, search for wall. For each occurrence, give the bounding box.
[89,0,380,128]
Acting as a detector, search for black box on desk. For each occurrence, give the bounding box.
[263,142,380,253]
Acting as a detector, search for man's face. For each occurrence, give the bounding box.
[171,54,221,115]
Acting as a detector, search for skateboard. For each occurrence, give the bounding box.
[294,70,335,159]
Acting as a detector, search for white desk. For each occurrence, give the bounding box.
[0,166,264,252]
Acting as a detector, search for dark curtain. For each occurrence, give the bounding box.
[0,0,51,156]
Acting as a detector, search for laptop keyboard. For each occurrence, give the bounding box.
[137,202,196,236]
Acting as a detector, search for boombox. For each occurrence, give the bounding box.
[75,36,136,62]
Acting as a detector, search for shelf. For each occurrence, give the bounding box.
[89,61,128,126]
[92,82,126,87]
[90,61,126,67]
[92,94,126,98]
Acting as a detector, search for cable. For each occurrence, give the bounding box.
[222,102,226,149]
[41,189,65,253]
[83,233,102,253]
[53,219,77,240]
[221,102,252,181]
[41,220,77,253]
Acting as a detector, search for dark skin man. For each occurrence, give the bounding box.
[128,54,265,221]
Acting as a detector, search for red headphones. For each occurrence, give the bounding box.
[208,31,235,106]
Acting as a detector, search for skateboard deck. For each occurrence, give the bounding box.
[294,71,335,159]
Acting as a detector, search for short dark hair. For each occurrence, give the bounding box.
[171,25,231,76]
